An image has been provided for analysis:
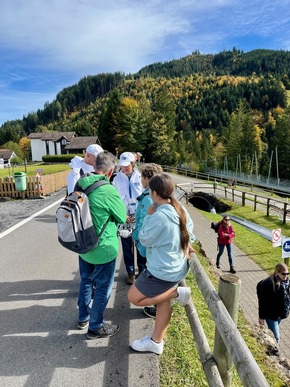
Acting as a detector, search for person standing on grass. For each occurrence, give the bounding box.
[257,262,290,343]
[128,173,195,355]
[216,215,236,274]
[132,163,163,319]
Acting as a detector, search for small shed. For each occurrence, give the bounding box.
[0,149,17,166]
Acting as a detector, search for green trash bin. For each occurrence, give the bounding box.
[14,172,27,191]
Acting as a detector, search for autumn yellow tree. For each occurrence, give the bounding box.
[19,137,31,160]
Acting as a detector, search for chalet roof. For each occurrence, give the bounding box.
[64,136,101,150]
[0,149,14,159]
[28,132,76,142]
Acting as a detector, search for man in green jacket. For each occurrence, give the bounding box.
[76,151,127,339]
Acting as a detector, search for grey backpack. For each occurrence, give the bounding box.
[56,180,109,254]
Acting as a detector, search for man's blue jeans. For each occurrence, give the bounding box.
[266,318,281,343]
[78,257,116,331]
[121,236,134,274]
[216,243,233,266]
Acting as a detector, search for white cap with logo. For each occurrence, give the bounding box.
[118,152,135,166]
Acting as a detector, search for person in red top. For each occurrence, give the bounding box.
[216,215,236,273]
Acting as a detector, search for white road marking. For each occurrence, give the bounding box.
[0,197,64,239]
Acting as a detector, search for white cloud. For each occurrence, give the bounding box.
[0,0,191,73]
[0,0,290,123]
[0,90,56,123]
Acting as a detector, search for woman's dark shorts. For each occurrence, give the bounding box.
[134,269,178,298]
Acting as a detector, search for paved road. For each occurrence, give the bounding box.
[0,198,159,387]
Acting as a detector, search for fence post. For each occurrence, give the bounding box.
[242,191,246,206]
[213,274,241,387]
[266,198,270,216]
[253,195,257,211]
[283,203,287,224]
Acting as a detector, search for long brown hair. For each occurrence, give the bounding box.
[149,173,189,253]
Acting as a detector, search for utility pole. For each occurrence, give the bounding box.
[275,147,280,186]
[267,150,273,185]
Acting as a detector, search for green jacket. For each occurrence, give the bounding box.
[78,174,127,264]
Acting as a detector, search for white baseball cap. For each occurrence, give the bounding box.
[86,144,103,157]
[118,152,135,166]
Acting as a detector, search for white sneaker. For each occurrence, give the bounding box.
[131,335,164,355]
[175,286,191,306]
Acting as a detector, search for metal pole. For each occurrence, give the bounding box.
[267,150,273,185]
[250,154,254,178]
[255,151,258,180]
[275,147,280,186]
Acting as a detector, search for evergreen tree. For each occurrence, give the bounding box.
[147,87,177,164]
[270,108,290,179]
[98,89,122,151]
[223,100,262,172]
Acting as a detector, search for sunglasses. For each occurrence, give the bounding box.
[281,273,289,276]
[224,218,230,221]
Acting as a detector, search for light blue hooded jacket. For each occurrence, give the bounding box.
[138,203,195,282]
[132,187,151,257]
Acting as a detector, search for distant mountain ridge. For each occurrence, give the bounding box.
[137,48,290,85]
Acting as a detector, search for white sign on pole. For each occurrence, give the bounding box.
[282,237,290,259]
[272,228,282,248]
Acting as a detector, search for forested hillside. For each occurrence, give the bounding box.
[1,48,290,178]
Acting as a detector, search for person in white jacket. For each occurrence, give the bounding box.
[67,144,103,194]
[112,152,143,285]
[127,173,195,355]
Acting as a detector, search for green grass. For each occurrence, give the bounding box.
[0,163,70,178]
[160,200,289,386]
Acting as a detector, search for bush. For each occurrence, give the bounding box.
[42,154,83,163]
[10,157,23,165]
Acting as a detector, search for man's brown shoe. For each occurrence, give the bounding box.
[127,274,135,285]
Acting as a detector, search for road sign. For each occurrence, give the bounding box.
[272,228,282,247]
[282,237,290,258]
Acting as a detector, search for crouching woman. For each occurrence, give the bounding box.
[127,173,195,354]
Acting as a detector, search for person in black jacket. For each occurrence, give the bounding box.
[257,263,290,343]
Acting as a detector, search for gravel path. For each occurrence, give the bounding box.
[0,188,66,234]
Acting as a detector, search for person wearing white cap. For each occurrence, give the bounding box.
[67,144,103,194]
[113,152,144,285]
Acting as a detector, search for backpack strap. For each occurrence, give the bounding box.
[74,178,108,195]
[84,179,111,238]
[84,179,109,195]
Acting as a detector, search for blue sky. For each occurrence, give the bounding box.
[1,0,290,125]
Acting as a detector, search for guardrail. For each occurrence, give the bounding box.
[182,253,269,386]
[175,179,290,224]
[161,165,290,199]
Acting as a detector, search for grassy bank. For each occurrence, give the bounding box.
[0,163,70,178]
